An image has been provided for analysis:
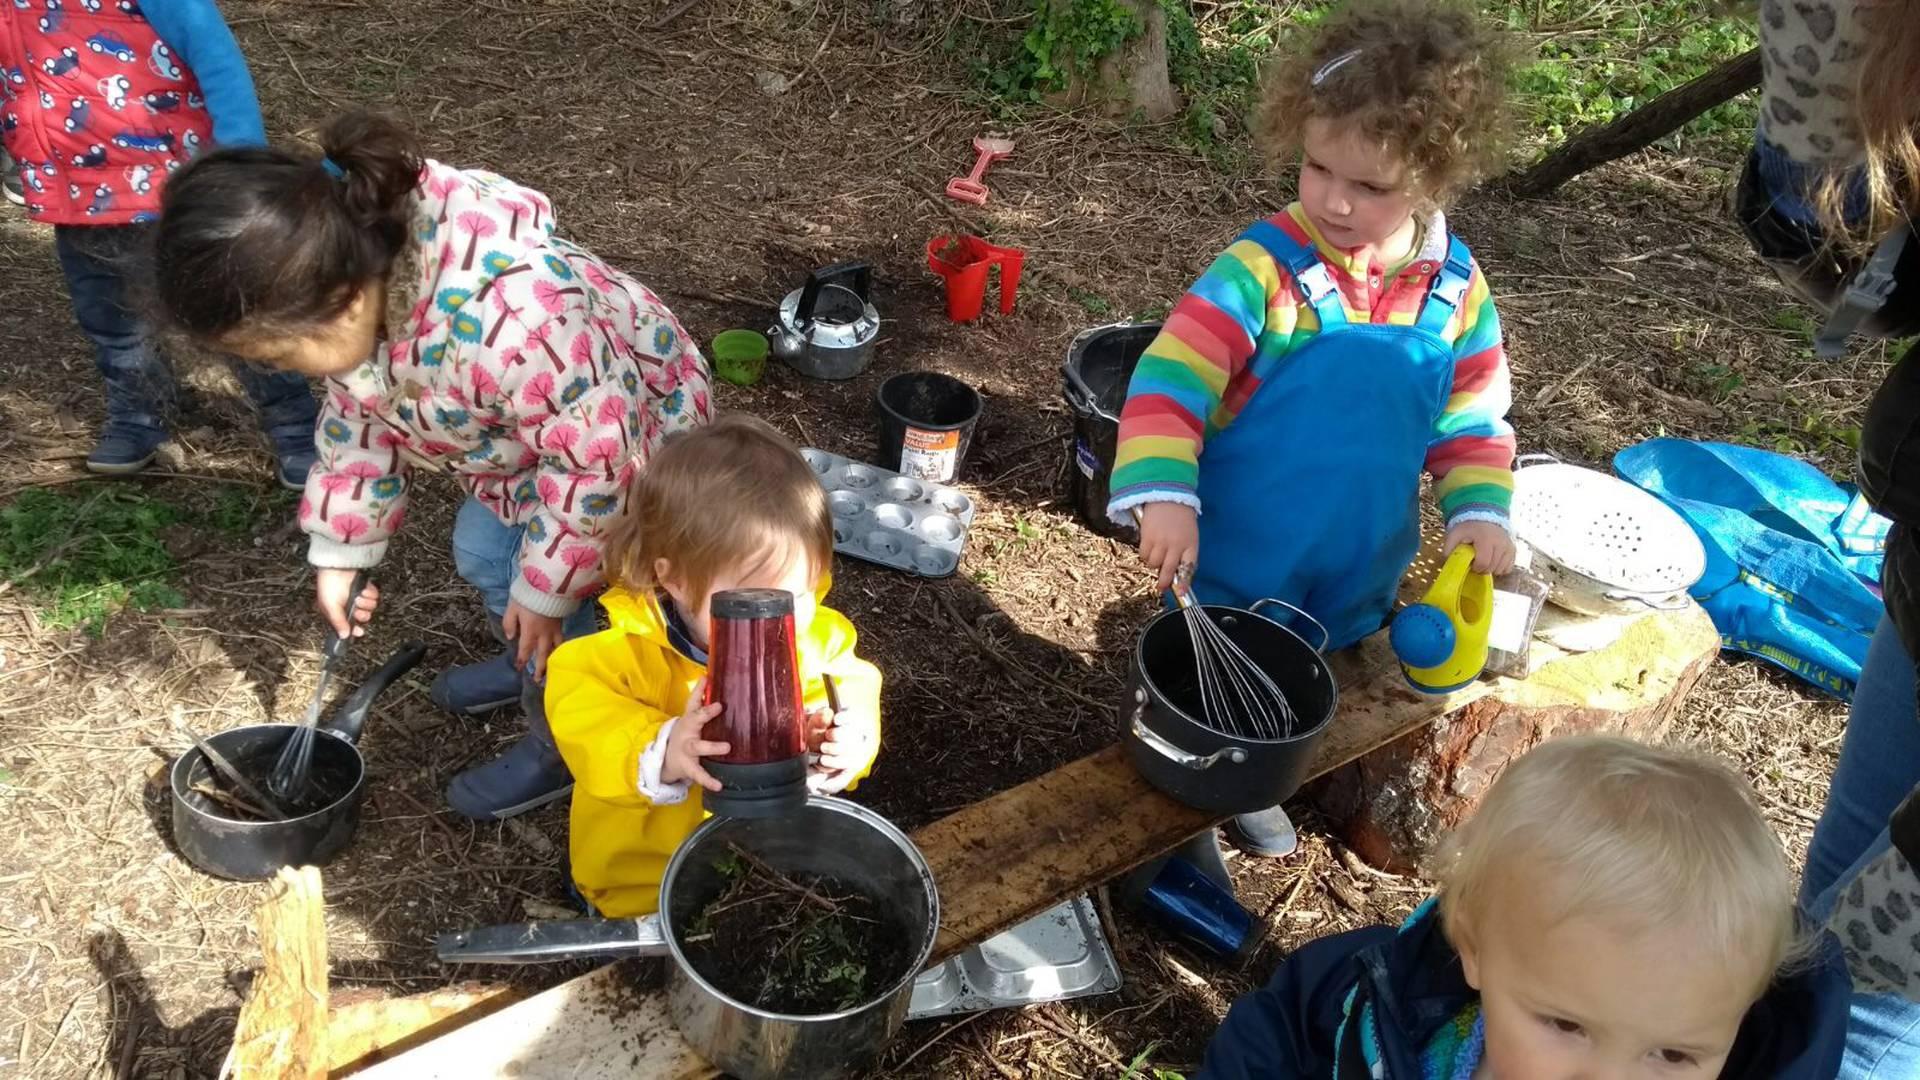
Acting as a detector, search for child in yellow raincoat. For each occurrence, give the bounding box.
[546,416,882,917]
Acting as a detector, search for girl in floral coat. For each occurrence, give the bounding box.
[151,112,712,819]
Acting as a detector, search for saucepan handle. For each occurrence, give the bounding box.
[323,640,426,745]
[1514,452,1561,470]
[1248,598,1330,655]
[436,914,668,965]
[1130,704,1248,770]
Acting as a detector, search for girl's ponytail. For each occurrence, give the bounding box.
[153,111,425,341]
[319,112,422,240]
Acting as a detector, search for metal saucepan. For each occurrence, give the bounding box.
[168,642,425,880]
[438,796,939,1080]
[1123,599,1338,815]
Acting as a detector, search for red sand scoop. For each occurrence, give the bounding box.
[945,136,1015,206]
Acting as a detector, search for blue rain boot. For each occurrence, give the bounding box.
[86,422,167,475]
[446,677,572,820]
[431,648,525,716]
[1225,806,1300,859]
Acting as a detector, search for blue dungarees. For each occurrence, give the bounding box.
[1192,223,1476,650]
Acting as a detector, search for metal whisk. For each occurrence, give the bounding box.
[1169,563,1297,740]
[270,571,368,800]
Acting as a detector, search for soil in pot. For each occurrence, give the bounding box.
[682,844,913,1014]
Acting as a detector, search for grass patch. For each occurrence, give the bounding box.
[0,482,285,634]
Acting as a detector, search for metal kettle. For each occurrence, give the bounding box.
[769,261,880,380]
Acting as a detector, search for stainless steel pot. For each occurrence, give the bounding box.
[770,262,880,381]
[437,796,937,1079]
[1123,600,1338,815]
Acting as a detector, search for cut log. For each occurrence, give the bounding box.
[1505,48,1762,198]
[222,866,329,1080]
[1308,603,1721,872]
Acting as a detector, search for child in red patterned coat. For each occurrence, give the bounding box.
[151,112,713,820]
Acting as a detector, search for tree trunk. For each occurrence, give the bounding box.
[1056,0,1181,121]
[221,867,329,1080]
[1506,47,1762,198]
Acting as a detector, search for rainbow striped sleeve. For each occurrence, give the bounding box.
[1426,268,1516,529]
[1106,240,1290,520]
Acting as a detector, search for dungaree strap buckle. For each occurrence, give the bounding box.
[1415,237,1475,334]
[1245,218,1347,326]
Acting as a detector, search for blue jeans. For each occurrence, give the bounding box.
[1801,616,1920,1077]
[54,225,317,443]
[449,498,597,673]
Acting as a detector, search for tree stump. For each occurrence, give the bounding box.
[1306,603,1722,873]
[1054,0,1181,121]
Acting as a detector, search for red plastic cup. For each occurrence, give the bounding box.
[927,235,1025,323]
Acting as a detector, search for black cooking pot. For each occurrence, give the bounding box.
[169,642,424,880]
[1123,600,1337,815]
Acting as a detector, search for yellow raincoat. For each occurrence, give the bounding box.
[546,585,881,917]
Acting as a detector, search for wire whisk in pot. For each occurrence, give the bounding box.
[1168,563,1297,740]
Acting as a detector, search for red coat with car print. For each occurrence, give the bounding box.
[0,0,214,224]
[300,161,713,620]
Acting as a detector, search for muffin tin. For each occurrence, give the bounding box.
[803,447,974,578]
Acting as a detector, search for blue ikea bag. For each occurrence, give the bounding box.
[1613,438,1886,699]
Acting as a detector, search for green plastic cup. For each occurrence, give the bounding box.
[712,330,769,387]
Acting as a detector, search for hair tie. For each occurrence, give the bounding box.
[320,156,347,181]
[1312,48,1362,87]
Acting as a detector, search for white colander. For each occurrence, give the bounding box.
[1509,456,1706,616]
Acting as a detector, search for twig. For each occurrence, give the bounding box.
[651,0,704,29]
[190,781,271,822]
[177,719,289,822]
[892,1010,991,1072]
[729,843,846,913]
[1028,1009,1131,1070]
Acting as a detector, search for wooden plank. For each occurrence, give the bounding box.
[917,629,1496,961]
[328,986,522,1076]
[351,963,711,1080]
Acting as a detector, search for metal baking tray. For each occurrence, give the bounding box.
[803,447,974,578]
[906,896,1121,1020]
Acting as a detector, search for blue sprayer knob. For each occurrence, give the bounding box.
[1390,602,1457,669]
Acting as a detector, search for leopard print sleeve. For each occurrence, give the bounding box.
[1827,786,1920,1001]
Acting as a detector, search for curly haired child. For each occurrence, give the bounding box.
[545,416,881,916]
[1109,0,1519,855]
[150,113,711,820]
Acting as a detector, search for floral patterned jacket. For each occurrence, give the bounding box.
[300,160,711,618]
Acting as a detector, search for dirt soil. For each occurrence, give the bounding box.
[0,0,1876,1076]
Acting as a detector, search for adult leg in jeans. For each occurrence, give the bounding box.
[443,498,597,819]
[1801,616,1920,1078]
[55,225,174,473]
[229,362,321,491]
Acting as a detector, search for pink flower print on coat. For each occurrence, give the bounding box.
[585,436,621,479]
[568,333,597,378]
[333,513,371,544]
[298,496,313,523]
[425,172,461,220]
[532,279,583,316]
[522,372,558,414]
[581,262,615,292]
[469,365,501,406]
[544,422,584,470]
[376,430,409,473]
[341,460,384,499]
[525,321,564,372]
[536,477,563,516]
[520,565,554,595]
[498,197,528,241]
[557,545,599,595]
[456,211,498,272]
[316,474,351,522]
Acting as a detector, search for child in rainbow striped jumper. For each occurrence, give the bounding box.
[1107,0,1519,855]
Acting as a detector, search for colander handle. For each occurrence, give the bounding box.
[1514,453,1562,470]
[1249,598,1330,654]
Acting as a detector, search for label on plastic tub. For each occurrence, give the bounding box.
[1075,439,1099,478]
[901,427,961,482]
